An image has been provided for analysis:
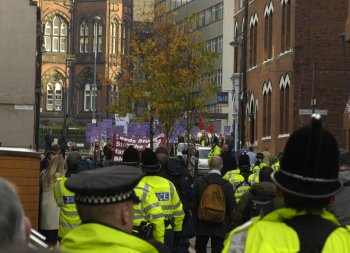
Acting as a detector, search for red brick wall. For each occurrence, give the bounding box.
[234,0,348,155]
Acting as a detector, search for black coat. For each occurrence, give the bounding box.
[192,172,236,238]
[220,151,238,176]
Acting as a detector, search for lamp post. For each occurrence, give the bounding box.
[230,37,244,150]
[64,57,75,139]
[92,16,101,123]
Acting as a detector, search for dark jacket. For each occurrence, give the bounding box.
[192,172,236,238]
[328,170,350,225]
[231,181,284,228]
[220,151,238,176]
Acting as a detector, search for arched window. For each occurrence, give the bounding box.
[44,15,68,53]
[84,84,97,111]
[80,20,89,53]
[263,81,272,137]
[280,74,291,134]
[93,20,103,53]
[46,82,62,111]
[111,21,119,54]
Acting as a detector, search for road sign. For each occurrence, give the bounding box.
[299,109,328,116]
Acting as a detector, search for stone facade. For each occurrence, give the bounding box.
[37,0,131,127]
[234,0,348,154]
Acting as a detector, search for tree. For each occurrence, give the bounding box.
[111,7,218,145]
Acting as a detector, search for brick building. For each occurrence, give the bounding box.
[233,0,348,154]
[37,0,131,128]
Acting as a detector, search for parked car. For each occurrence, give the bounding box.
[189,146,211,178]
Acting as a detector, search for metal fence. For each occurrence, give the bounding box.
[39,127,87,149]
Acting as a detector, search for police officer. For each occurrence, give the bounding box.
[208,136,221,164]
[141,149,185,252]
[223,115,350,252]
[60,166,159,253]
[122,145,165,243]
[251,152,268,174]
[223,152,257,203]
[54,151,81,241]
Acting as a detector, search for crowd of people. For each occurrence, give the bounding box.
[1,115,350,252]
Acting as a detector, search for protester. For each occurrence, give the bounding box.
[60,166,160,253]
[262,147,271,165]
[220,144,237,176]
[247,146,256,165]
[122,146,165,243]
[192,156,235,253]
[0,178,31,248]
[140,149,184,252]
[223,115,350,252]
[58,134,68,158]
[45,130,54,154]
[103,138,114,166]
[53,151,81,241]
[230,166,282,228]
[328,150,350,225]
[40,156,65,246]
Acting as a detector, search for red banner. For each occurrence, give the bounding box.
[112,133,166,163]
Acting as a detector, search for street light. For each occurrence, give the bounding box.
[230,37,244,150]
[92,16,102,123]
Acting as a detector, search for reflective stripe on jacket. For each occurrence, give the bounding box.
[54,177,81,238]
[222,208,350,253]
[223,170,256,203]
[142,175,185,232]
[133,179,165,242]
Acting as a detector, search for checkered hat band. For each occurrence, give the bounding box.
[75,190,134,205]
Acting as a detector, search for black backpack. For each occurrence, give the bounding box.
[249,193,275,218]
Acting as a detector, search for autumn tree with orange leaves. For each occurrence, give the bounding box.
[112,8,218,143]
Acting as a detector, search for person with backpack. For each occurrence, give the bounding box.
[223,152,257,203]
[231,166,283,228]
[192,155,235,253]
[223,115,350,252]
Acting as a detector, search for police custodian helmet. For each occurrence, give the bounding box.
[65,165,142,205]
[272,114,343,198]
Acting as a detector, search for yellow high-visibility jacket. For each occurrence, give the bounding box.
[142,175,185,232]
[61,223,158,253]
[223,170,257,203]
[208,145,221,164]
[133,179,165,242]
[54,177,81,239]
[223,208,350,253]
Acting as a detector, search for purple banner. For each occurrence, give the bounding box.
[224,125,231,135]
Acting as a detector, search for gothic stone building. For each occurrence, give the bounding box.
[233,0,348,154]
[37,0,131,127]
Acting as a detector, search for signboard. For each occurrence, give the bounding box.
[112,133,166,163]
[217,92,229,107]
[224,125,231,135]
[299,109,328,116]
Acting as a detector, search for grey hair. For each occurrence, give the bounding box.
[0,178,25,246]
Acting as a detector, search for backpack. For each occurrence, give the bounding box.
[249,193,275,218]
[198,177,226,223]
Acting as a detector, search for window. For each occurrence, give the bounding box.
[84,84,97,111]
[279,74,291,134]
[206,36,223,53]
[44,16,68,53]
[264,2,273,60]
[249,13,258,67]
[247,96,256,145]
[196,3,223,29]
[121,23,127,55]
[263,81,272,137]
[93,20,103,53]
[80,20,89,53]
[46,82,62,111]
[281,0,291,52]
[111,21,119,54]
